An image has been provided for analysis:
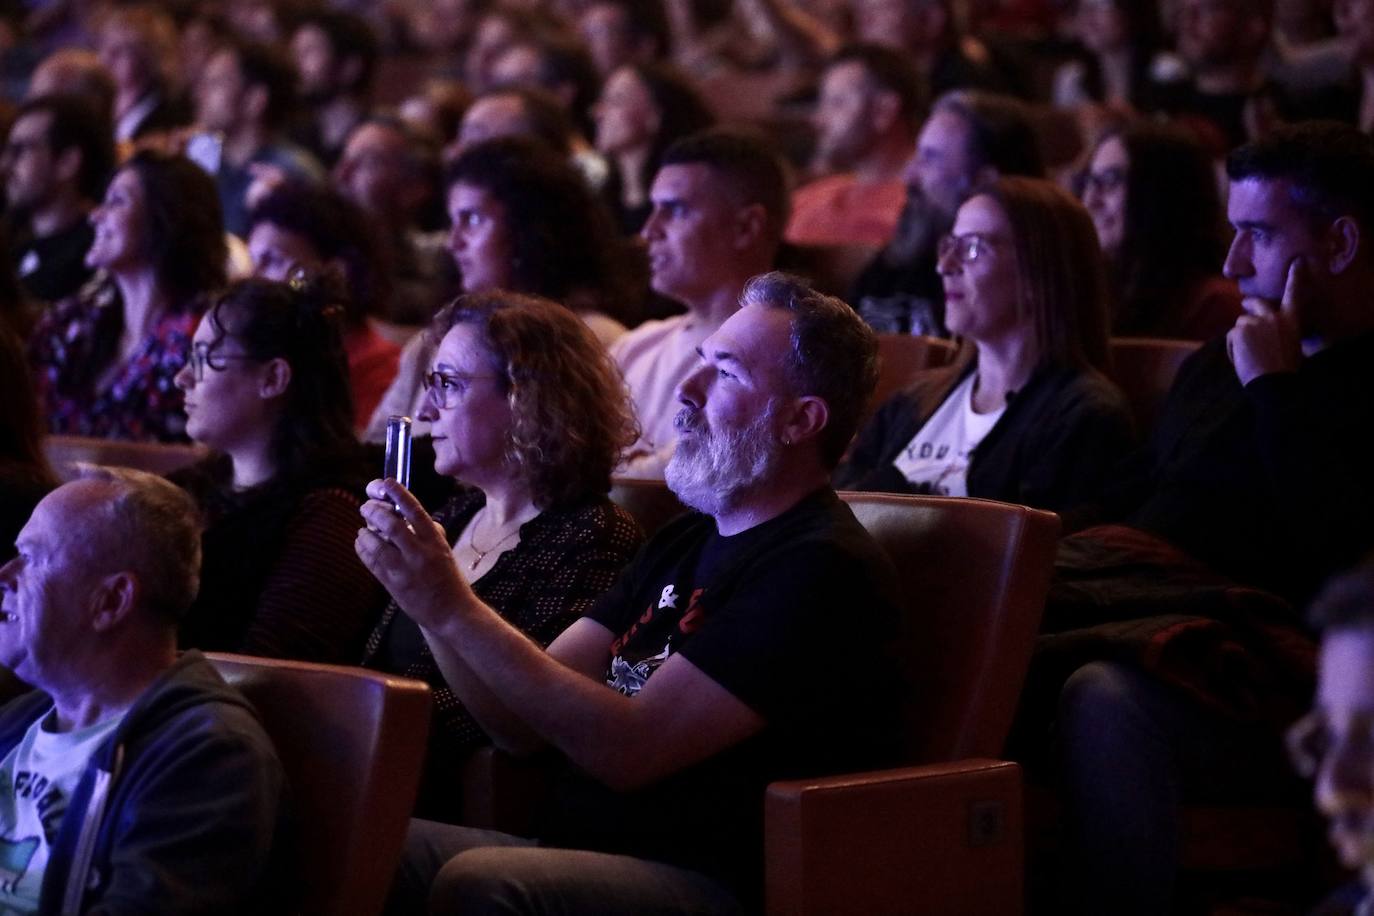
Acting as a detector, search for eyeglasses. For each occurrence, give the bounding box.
[1286,709,1374,780]
[183,342,259,382]
[1083,167,1127,197]
[937,233,997,265]
[421,370,502,409]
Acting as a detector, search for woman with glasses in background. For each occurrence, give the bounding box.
[1080,122,1241,341]
[361,290,642,823]
[836,176,1135,526]
[170,276,383,664]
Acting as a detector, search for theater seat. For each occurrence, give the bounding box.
[1107,337,1201,435]
[43,434,208,481]
[207,654,431,916]
[871,334,959,414]
[464,490,1060,916]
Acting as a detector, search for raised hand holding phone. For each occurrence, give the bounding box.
[1227,257,1306,386]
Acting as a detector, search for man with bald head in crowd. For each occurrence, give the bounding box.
[0,468,286,913]
[613,128,789,479]
[849,89,1043,335]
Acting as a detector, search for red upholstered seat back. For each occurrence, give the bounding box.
[207,654,431,916]
[838,492,1059,762]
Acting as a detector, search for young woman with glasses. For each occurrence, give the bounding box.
[168,276,383,664]
[835,176,1135,526]
[1080,122,1241,340]
[361,290,642,823]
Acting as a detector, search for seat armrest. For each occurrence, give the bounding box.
[766,759,1023,916]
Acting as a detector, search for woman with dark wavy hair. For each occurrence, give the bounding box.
[363,290,643,821]
[27,150,227,441]
[169,276,383,664]
[366,135,641,440]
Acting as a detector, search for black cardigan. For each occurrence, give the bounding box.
[835,352,1136,528]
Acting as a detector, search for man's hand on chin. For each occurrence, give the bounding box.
[1228,257,1307,386]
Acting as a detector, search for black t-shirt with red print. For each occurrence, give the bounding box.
[540,488,902,904]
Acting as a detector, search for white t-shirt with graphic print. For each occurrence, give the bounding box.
[0,711,123,915]
[891,373,1005,497]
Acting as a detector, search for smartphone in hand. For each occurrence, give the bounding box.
[383,415,412,503]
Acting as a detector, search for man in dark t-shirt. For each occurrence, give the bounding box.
[359,273,899,914]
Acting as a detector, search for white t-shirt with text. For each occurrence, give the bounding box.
[0,712,123,914]
[891,373,1005,497]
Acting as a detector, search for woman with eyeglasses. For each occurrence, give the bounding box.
[27,150,226,441]
[1080,122,1241,341]
[836,177,1135,524]
[361,290,642,822]
[169,276,384,664]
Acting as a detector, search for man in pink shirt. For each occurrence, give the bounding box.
[786,44,922,248]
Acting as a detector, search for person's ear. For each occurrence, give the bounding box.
[779,395,829,449]
[259,358,292,399]
[1326,216,1361,275]
[732,202,768,252]
[89,572,138,632]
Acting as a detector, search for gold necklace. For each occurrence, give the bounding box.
[467,512,522,571]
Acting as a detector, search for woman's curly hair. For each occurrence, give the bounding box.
[430,290,639,509]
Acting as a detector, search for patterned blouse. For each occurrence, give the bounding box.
[363,486,643,821]
[27,276,199,442]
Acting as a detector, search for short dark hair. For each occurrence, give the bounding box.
[444,137,628,312]
[741,271,879,467]
[933,90,1044,178]
[17,93,116,201]
[430,290,639,509]
[1308,555,1374,632]
[1226,120,1374,252]
[249,182,390,325]
[295,10,380,95]
[121,150,227,302]
[202,276,357,482]
[224,36,299,129]
[831,43,925,125]
[661,127,791,246]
